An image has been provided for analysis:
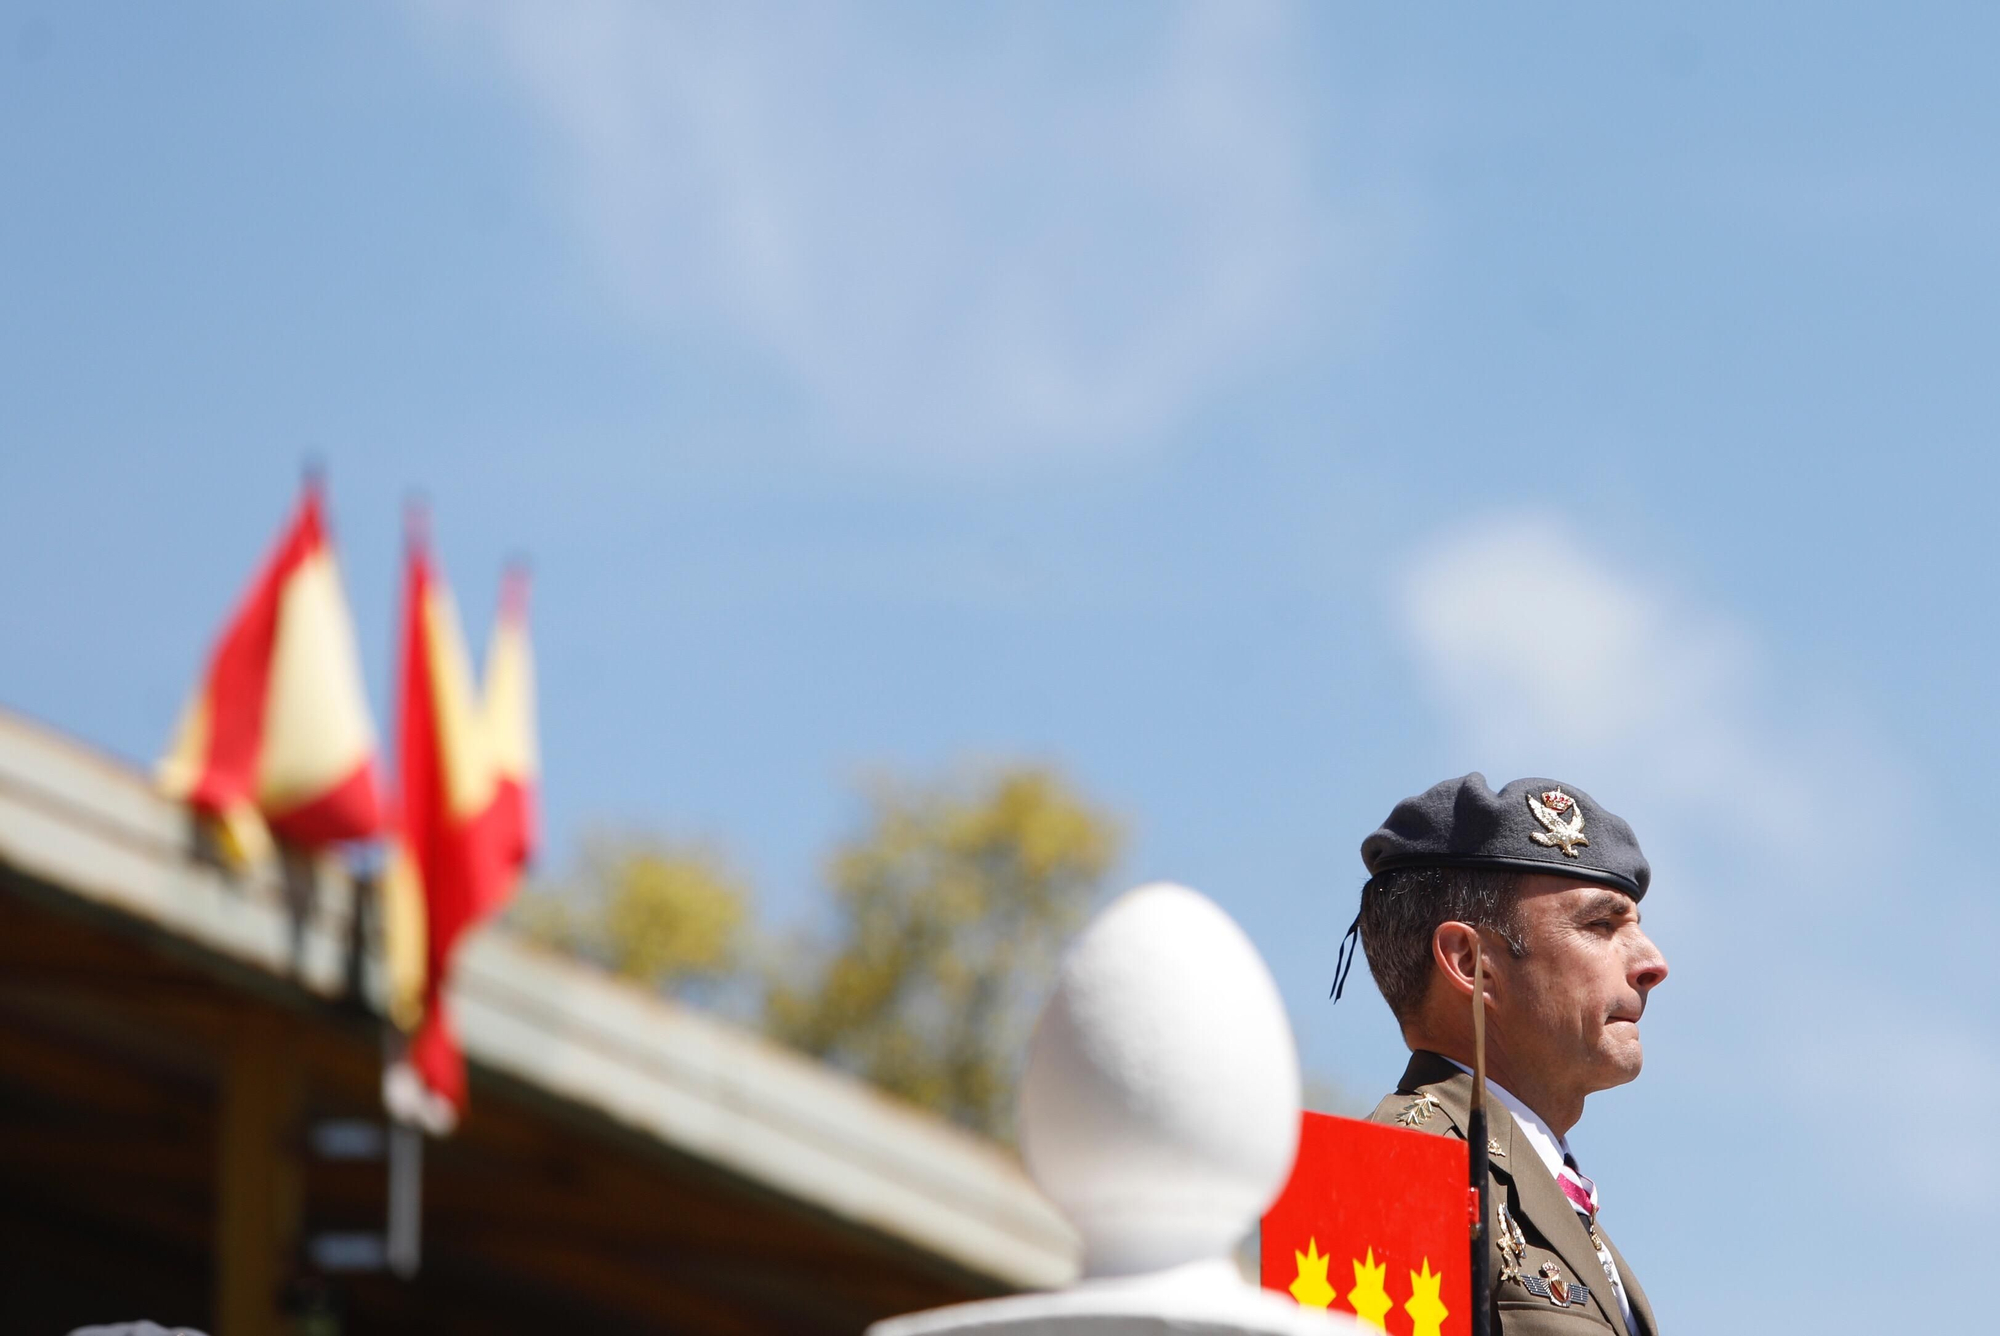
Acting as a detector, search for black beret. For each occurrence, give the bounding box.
[1360,772,1650,899]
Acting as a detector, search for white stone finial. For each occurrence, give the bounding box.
[869,882,1358,1335]
[1019,881,1300,1279]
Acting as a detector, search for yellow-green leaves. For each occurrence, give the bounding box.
[514,836,751,990]
[766,765,1120,1137]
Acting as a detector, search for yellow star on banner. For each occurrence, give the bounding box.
[1405,1257,1449,1336]
[1290,1238,1335,1309]
[1347,1247,1393,1330]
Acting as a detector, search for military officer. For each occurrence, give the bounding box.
[1347,773,1668,1335]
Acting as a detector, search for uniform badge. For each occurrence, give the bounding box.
[1526,788,1588,857]
[1519,1261,1590,1309]
[1394,1092,1442,1127]
[1488,1137,1506,1158]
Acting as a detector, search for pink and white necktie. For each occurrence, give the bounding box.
[1563,1152,1626,1302]
[1558,1152,1599,1221]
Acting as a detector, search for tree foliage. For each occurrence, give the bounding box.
[764,766,1120,1135]
[512,765,1121,1138]
[512,836,750,994]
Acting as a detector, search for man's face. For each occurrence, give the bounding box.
[1489,875,1669,1095]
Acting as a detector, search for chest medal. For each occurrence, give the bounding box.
[1519,1260,1592,1309]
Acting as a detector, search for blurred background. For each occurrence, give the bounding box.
[4,3,1998,1334]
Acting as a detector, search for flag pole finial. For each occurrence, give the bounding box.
[500,554,533,615]
[403,493,431,551]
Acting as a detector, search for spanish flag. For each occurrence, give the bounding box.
[381,525,533,1127]
[158,479,384,863]
[480,563,538,893]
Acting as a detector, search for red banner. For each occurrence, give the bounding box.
[1261,1112,1471,1335]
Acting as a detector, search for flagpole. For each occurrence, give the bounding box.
[1469,937,1492,1336]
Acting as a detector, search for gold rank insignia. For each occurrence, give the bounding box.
[1394,1092,1442,1127]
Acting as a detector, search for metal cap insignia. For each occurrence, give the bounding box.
[1526,788,1589,857]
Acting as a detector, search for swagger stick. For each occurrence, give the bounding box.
[1469,938,1493,1336]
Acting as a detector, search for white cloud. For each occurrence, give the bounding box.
[1400,513,1822,868]
[411,1,1329,464]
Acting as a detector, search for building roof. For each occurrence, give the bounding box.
[0,705,1077,1298]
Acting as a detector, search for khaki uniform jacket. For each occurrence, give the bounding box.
[1366,1052,1660,1336]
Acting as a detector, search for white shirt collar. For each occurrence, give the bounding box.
[1444,1058,1571,1183]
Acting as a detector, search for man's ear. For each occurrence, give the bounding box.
[1431,921,1484,1000]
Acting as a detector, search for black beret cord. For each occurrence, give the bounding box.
[1329,908,1362,1001]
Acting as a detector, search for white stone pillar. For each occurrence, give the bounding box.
[870,883,1358,1336]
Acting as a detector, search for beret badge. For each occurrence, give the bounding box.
[1526,787,1588,857]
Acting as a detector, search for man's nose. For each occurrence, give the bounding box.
[1630,929,1668,993]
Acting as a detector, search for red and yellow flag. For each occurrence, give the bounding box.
[1262,1112,1471,1335]
[381,529,537,1128]
[480,564,538,896]
[158,479,383,862]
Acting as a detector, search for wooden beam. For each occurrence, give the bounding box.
[214,1016,302,1336]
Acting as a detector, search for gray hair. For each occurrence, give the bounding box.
[1358,864,1526,1023]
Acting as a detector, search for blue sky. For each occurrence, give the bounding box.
[4,3,1997,1330]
